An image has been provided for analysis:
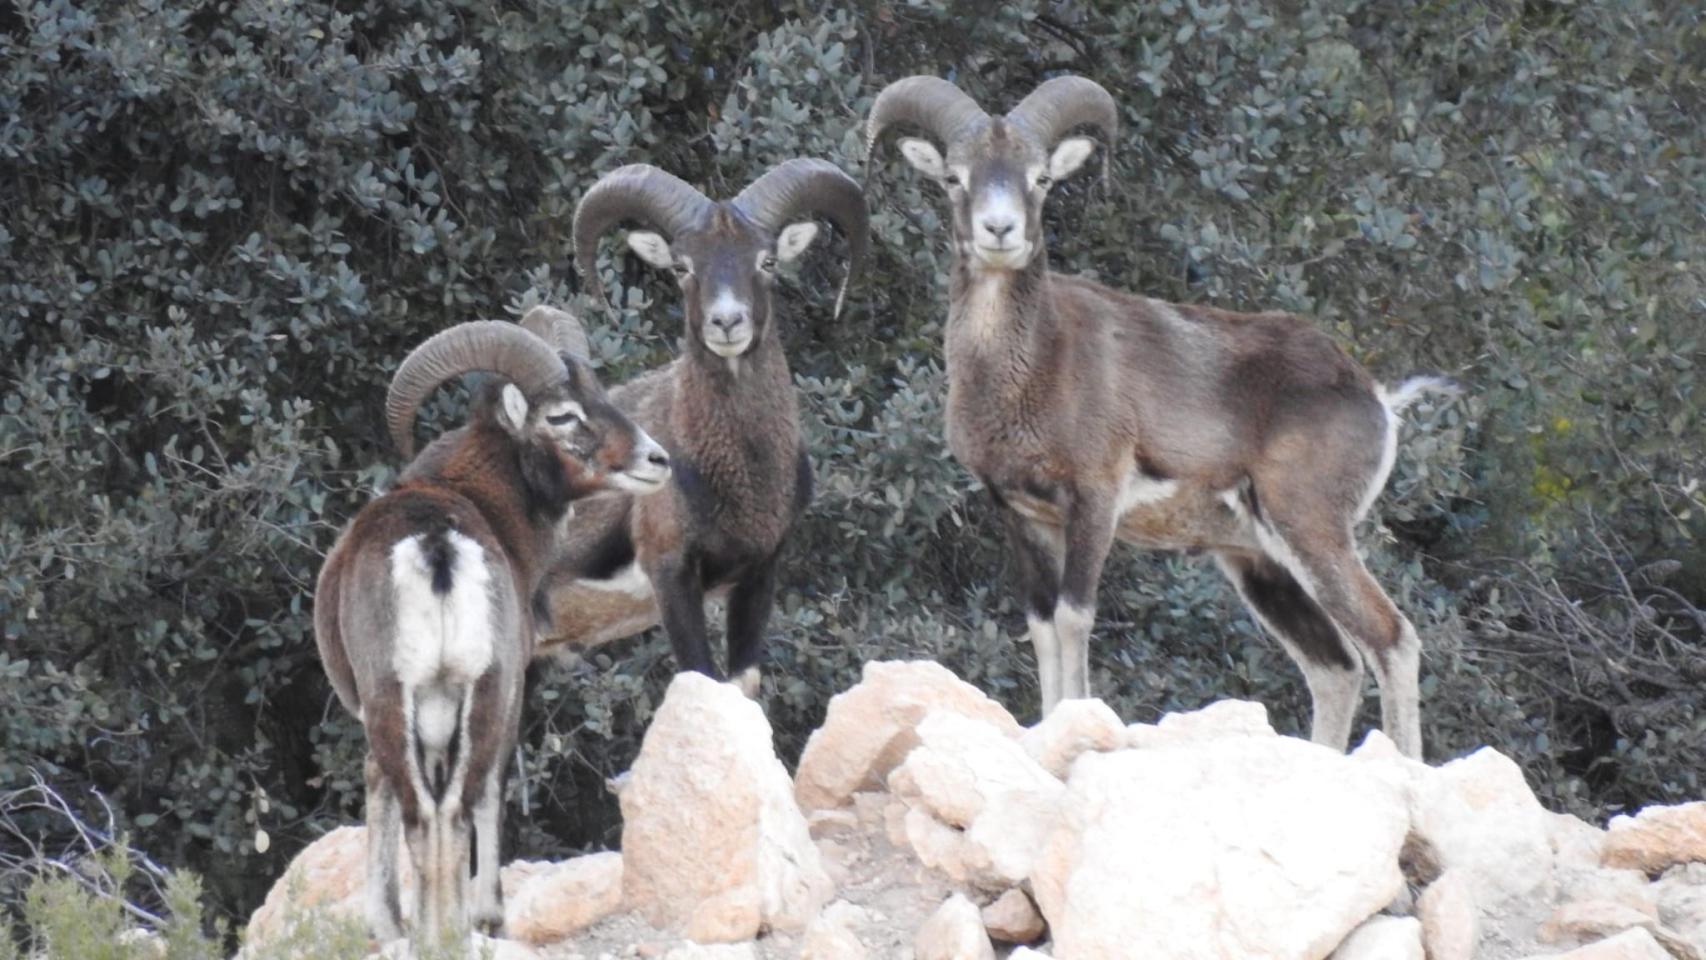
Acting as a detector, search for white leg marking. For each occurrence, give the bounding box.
[364,769,405,942]
[1214,553,1364,752]
[1027,613,1062,716]
[733,665,762,699]
[1376,620,1423,759]
[470,765,504,934]
[1053,603,1095,705]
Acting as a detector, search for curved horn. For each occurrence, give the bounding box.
[1005,74,1119,152]
[732,159,870,319]
[864,75,989,158]
[520,305,593,364]
[386,321,566,459]
[573,165,714,309]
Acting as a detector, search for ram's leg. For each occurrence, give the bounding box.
[998,504,1065,715]
[647,553,719,679]
[1255,508,1423,758]
[1215,550,1365,750]
[362,751,406,943]
[725,556,779,698]
[1056,490,1117,705]
[465,673,509,936]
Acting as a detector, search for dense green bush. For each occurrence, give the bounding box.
[2,0,1701,936]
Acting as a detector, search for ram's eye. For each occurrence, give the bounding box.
[944,173,962,188]
[670,263,690,278]
[1035,174,1053,188]
[760,255,778,272]
[545,411,582,427]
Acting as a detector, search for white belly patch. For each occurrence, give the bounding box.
[582,562,655,601]
[1114,466,1179,519]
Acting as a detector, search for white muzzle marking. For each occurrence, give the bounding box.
[704,288,753,357]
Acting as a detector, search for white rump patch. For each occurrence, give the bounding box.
[390,531,496,689]
[1357,400,1401,521]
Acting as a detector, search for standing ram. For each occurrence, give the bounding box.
[313,317,669,945]
[868,75,1457,758]
[533,159,867,696]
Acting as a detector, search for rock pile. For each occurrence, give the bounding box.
[246,661,1706,959]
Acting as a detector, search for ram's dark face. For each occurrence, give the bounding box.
[898,119,1096,273]
[625,206,819,365]
[495,356,670,497]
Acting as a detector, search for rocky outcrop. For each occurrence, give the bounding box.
[1603,804,1706,875]
[620,672,832,940]
[914,893,995,960]
[1032,736,1409,960]
[889,710,1064,890]
[795,660,1021,812]
[245,659,1706,960]
[504,851,623,945]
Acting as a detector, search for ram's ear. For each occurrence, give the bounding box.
[776,222,819,263]
[499,383,530,436]
[559,352,606,402]
[1048,137,1096,180]
[626,231,674,269]
[897,138,947,179]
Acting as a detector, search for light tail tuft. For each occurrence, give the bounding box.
[1380,373,1465,415]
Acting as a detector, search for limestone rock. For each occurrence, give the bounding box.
[245,826,371,944]
[796,660,1020,811]
[661,943,758,960]
[621,673,832,937]
[1654,865,1706,945]
[1411,747,1556,908]
[377,933,540,960]
[1553,813,1611,871]
[1019,699,1126,780]
[1521,927,1674,960]
[1603,803,1706,875]
[1125,699,1275,749]
[915,894,996,960]
[504,851,623,945]
[1558,869,1658,918]
[1032,737,1409,960]
[981,889,1045,944]
[1539,900,1659,944]
[904,806,979,886]
[889,711,1065,890]
[1332,915,1423,960]
[801,901,872,960]
[1417,870,1479,960]
[684,886,764,944]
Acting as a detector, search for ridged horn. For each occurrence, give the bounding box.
[573,165,714,308]
[520,305,593,364]
[386,321,567,458]
[1005,75,1119,184]
[732,159,870,318]
[864,75,989,157]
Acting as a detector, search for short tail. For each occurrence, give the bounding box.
[1379,372,1465,415]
